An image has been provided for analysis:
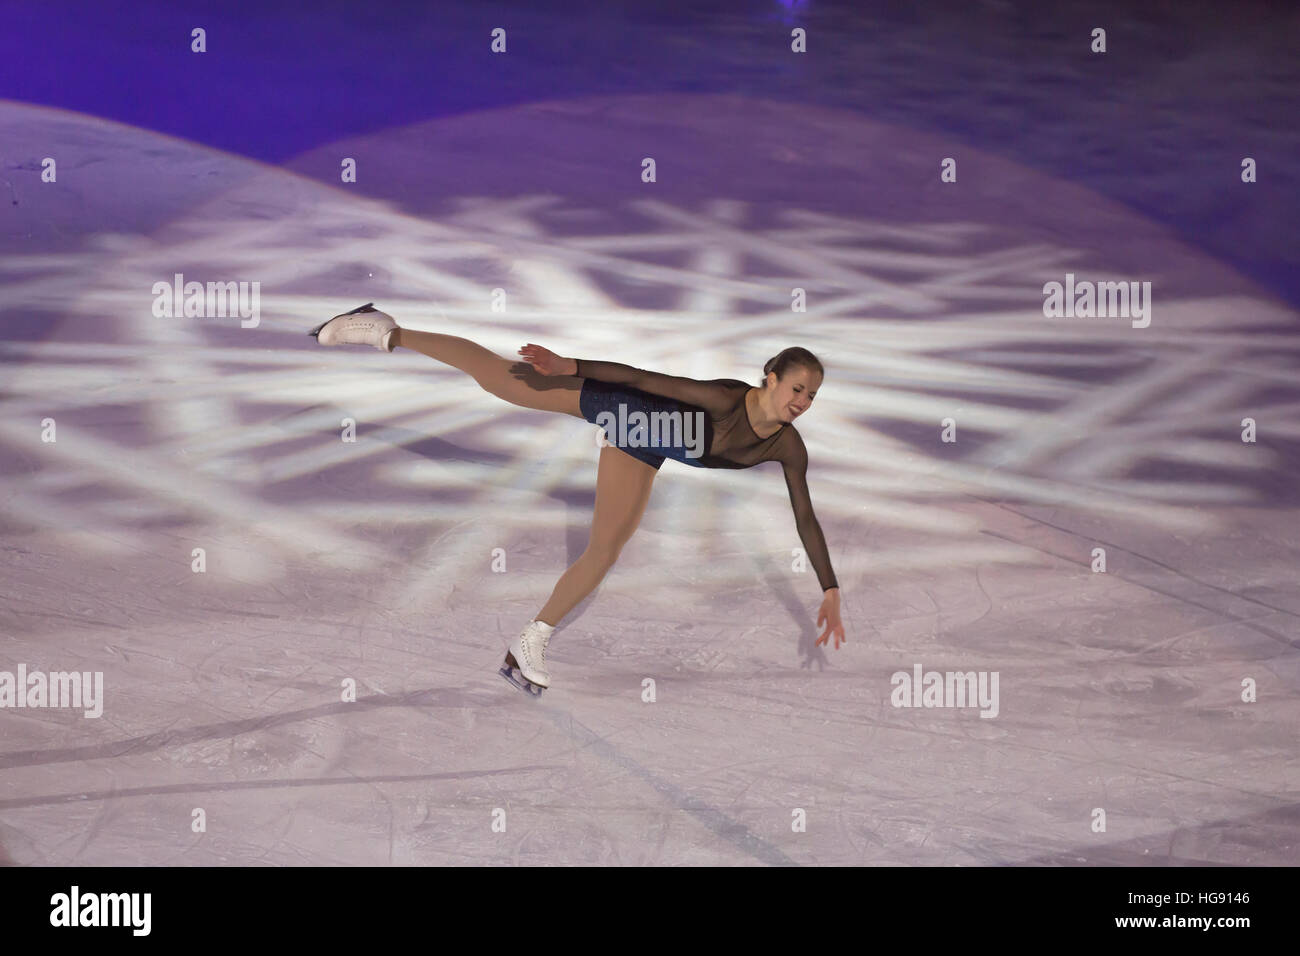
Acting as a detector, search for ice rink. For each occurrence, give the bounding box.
[2,2,1298,866]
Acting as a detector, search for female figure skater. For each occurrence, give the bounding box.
[310,303,845,693]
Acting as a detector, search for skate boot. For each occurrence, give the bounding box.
[500,619,555,694]
[308,302,398,352]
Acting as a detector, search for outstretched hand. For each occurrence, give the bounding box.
[518,344,575,377]
[816,588,846,649]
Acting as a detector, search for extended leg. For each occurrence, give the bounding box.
[392,328,584,418]
[536,445,658,625]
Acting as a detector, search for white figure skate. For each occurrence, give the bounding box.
[308,302,397,351]
[500,619,555,695]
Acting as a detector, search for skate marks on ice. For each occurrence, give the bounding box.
[978,523,1300,659]
[1,97,1298,864]
[0,680,539,777]
[515,681,798,866]
[0,765,556,815]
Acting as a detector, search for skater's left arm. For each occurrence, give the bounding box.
[781,432,845,649]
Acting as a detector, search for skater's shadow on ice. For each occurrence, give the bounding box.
[744,553,828,670]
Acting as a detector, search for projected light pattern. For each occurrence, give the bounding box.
[2,147,1298,606]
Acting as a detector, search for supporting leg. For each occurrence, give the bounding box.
[536,445,658,625]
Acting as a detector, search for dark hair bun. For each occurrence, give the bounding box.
[758,347,825,386]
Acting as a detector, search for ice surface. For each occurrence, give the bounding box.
[1,91,1297,865]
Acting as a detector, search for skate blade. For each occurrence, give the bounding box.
[308,302,377,337]
[499,664,545,696]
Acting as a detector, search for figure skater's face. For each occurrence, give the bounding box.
[769,365,822,421]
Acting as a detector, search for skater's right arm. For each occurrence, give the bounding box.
[518,344,732,417]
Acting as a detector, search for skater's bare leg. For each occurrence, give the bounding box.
[536,445,657,625]
[391,328,584,418]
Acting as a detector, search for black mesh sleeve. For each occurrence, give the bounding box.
[780,430,839,591]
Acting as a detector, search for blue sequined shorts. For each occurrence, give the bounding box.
[578,379,680,470]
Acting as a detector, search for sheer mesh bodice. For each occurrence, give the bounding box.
[574,358,838,591]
